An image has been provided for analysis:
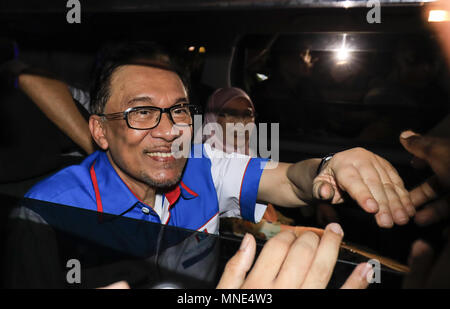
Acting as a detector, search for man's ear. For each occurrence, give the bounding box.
[89,115,109,150]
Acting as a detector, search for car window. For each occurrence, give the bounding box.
[236,33,450,147]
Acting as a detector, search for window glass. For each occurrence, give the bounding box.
[240,33,450,146]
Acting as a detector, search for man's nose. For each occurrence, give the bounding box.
[150,112,181,141]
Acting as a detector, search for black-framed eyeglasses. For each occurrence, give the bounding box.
[97,104,200,130]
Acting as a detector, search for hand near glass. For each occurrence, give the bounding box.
[399,130,450,288]
[217,223,372,289]
[399,130,450,226]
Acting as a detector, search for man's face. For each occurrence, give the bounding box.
[99,65,191,190]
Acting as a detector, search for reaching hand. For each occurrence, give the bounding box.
[313,148,415,228]
[217,223,372,289]
[399,130,450,226]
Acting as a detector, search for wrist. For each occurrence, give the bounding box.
[316,153,334,176]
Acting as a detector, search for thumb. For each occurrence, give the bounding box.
[400,130,450,188]
[98,280,130,289]
[399,130,430,161]
[313,180,335,201]
[216,233,256,289]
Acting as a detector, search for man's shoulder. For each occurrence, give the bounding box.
[24,152,101,209]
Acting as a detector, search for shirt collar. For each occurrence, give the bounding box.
[93,151,198,213]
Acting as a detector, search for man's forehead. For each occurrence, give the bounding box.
[109,64,187,105]
[112,64,184,88]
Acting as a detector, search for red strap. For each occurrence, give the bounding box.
[165,185,181,206]
[180,181,198,197]
[90,161,103,213]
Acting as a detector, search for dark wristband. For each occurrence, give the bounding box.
[316,153,334,176]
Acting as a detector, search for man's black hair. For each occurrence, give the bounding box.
[89,41,188,115]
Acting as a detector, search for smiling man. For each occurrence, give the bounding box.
[91,64,191,202]
[25,41,416,233]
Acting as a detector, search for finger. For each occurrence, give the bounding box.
[403,240,434,289]
[334,166,379,214]
[274,231,320,288]
[393,185,416,218]
[300,223,344,289]
[312,173,339,202]
[243,231,296,288]
[340,262,373,289]
[400,131,450,187]
[355,163,394,228]
[400,130,446,163]
[380,183,409,225]
[399,131,429,160]
[414,196,450,227]
[217,233,256,289]
[313,181,335,201]
[378,156,416,217]
[410,177,439,208]
[373,157,411,225]
[98,281,130,289]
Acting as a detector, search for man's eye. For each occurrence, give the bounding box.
[138,109,157,116]
[173,108,189,115]
[132,109,156,118]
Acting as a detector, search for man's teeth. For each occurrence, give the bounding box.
[147,152,174,157]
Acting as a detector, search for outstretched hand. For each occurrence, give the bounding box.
[399,130,450,226]
[313,148,415,228]
[217,223,372,289]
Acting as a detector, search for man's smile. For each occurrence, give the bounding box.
[145,151,176,162]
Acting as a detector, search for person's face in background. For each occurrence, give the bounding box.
[216,97,255,155]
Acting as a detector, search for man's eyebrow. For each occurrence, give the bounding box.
[126,96,152,106]
[174,97,189,104]
[126,96,189,106]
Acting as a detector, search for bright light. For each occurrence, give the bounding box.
[188,46,195,52]
[335,33,351,64]
[336,47,351,63]
[256,73,268,81]
[199,46,206,53]
[428,10,450,22]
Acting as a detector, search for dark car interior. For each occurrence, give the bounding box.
[0,0,449,288]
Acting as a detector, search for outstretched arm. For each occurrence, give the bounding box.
[257,148,415,228]
[18,74,95,154]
